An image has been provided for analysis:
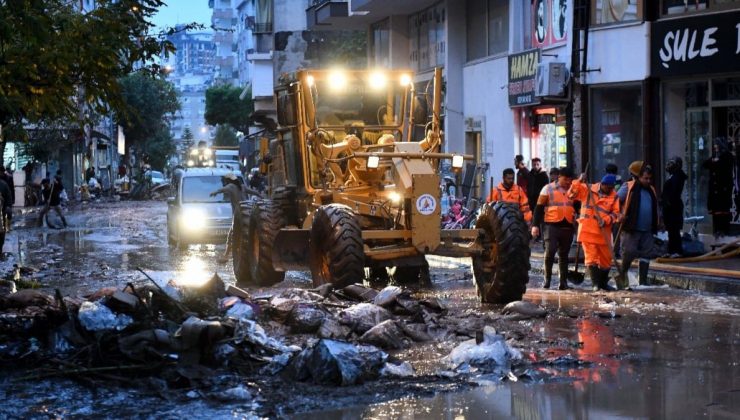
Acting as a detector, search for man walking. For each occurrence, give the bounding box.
[617,161,659,289]
[568,173,621,291]
[210,173,261,262]
[39,178,68,228]
[488,168,532,223]
[662,157,687,257]
[531,167,576,289]
[527,158,550,212]
[515,155,529,194]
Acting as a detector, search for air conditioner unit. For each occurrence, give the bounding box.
[535,62,568,97]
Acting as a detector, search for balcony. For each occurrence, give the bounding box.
[306,0,365,30]
[351,0,441,16]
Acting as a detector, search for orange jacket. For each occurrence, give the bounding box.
[539,181,576,224]
[488,182,532,222]
[568,180,620,245]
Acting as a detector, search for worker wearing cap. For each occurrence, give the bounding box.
[568,173,621,291]
[210,173,262,262]
[531,167,577,290]
[488,168,532,223]
[616,161,658,289]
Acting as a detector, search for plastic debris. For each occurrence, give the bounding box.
[359,320,411,350]
[445,326,522,369]
[287,339,387,386]
[373,286,402,307]
[288,303,329,334]
[210,384,252,402]
[339,303,392,334]
[381,361,414,378]
[226,302,255,320]
[502,301,547,318]
[341,284,378,301]
[318,317,352,340]
[77,301,133,332]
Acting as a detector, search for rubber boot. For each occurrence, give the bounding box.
[638,260,650,286]
[558,261,570,290]
[543,258,553,289]
[616,259,632,291]
[598,269,615,291]
[589,266,600,292]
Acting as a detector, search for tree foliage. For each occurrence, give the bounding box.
[117,73,180,169]
[205,84,253,135]
[0,0,198,132]
[213,124,238,147]
[181,127,195,154]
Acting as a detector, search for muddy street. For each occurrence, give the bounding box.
[1,201,739,418]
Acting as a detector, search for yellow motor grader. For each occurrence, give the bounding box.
[232,68,530,303]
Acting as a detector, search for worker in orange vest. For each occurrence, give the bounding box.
[568,173,621,291]
[487,168,532,223]
[531,167,576,289]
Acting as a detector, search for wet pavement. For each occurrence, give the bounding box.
[1,201,739,418]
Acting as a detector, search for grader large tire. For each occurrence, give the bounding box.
[309,204,364,288]
[248,200,286,286]
[472,202,530,304]
[233,200,257,286]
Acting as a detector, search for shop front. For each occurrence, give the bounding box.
[653,10,740,234]
[508,48,569,173]
[589,83,645,182]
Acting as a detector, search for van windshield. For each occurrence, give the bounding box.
[182,176,226,203]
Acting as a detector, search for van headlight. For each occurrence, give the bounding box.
[181,208,206,231]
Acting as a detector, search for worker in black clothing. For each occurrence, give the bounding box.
[0,177,12,253]
[39,178,68,228]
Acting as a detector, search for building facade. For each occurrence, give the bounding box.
[210,0,240,85]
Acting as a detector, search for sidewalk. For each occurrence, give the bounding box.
[529,241,740,295]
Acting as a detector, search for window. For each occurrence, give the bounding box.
[370,19,390,68]
[660,0,740,15]
[409,3,446,71]
[592,0,643,25]
[466,0,509,62]
[590,86,644,183]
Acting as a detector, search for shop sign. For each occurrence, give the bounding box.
[464,117,484,132]
[651,10,740,77]
[533,0,568,49]
[508,49,541,107]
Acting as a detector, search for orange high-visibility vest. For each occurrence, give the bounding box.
[568,180,620,244]
[488,182,532,222]
[541,182,575,223]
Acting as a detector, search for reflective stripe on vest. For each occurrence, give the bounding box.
[579,185,617,222]
[545,182,574,223]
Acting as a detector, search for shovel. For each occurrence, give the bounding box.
[567,241,585,284]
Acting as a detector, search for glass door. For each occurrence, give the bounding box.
[685,108,711,223]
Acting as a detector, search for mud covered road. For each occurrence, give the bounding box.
[1,201,738,418]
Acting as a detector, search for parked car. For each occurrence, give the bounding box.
[145,170,166,186]
[166,167,244,249]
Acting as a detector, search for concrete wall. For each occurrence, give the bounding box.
[463,57,514,186]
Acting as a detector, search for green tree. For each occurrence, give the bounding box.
[0,1,200,144]
[117,73,180,169]
[213,124,238,147]
[205,84,253,134]
[181,127,195,156]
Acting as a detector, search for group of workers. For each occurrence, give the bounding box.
[488,159,658,292]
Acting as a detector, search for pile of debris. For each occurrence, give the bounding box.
[0,273,529,395]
